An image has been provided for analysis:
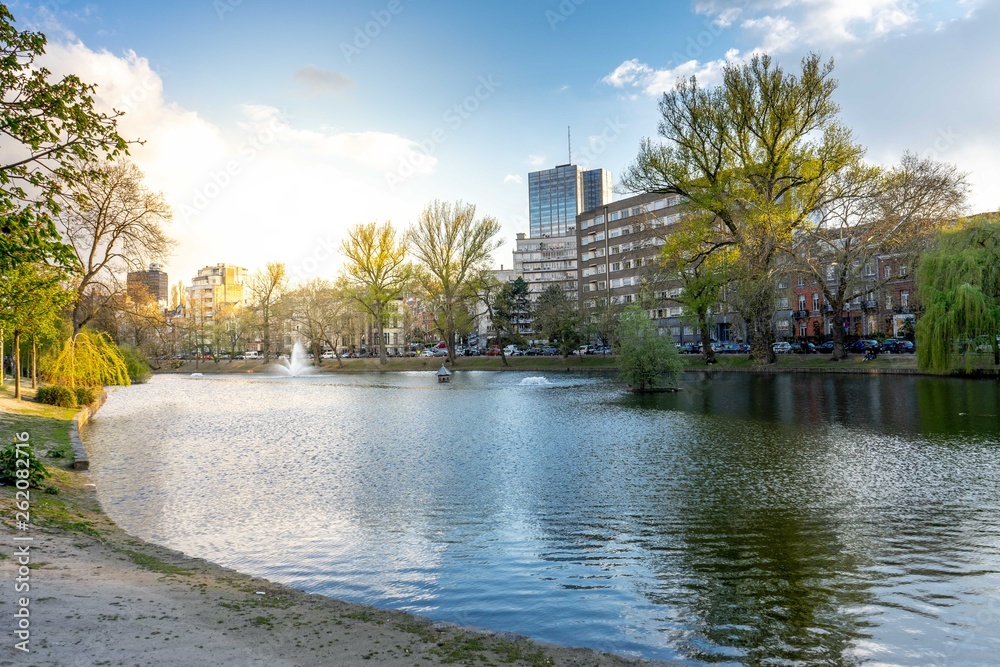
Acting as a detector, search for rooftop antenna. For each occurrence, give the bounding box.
[567,126,572,164]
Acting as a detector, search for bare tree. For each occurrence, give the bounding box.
[792,154,968,359]
[341,221,411,365]
[408,200,502,363]
[58,160,172,334]
[247,262,287,362]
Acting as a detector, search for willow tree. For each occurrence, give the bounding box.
[0,5,130,272]
[916,215,1000,373]
[408,200,501,363]
[44,329,130,389]
[616,304,682,392]
[622,53,863,364]
[340,221,410,365]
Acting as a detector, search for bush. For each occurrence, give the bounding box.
[0,443,50,488]
[74,385,98,406]
[35,385,78,409]
[119,345,152,384]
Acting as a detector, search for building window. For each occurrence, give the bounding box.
[899,263,908,277]
[798,295,806,311]
[797,275,806,287]
[864,262,875,276]
[901,291,909,308]
[778,297,790,309]
[885,295,893,310]
[885,265,892,279]
[812,293,820,312]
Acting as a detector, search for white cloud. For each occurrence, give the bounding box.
[503,174,522,184]
[37,39,440,286]
[525,154,546,167]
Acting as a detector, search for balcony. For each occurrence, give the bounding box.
[796,310,809,319]
[863,301,877,310]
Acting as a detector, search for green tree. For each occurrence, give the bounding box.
[477,274,530,367]
[916,214,1000,373]
[0,5,130,271]
[622,53,863,364]
[533,284,582,357]
[408,200,502,363]
[0,263,72,399]
[616,304,682,391]
[341,221,410,365]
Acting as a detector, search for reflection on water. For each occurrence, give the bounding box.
[85,372,1000,664]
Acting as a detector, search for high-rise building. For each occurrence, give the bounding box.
[126,263,169,306]
[528,164,612,238]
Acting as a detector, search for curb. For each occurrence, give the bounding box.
[69,389,107,470]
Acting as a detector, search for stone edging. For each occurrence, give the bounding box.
[69,389,107,470]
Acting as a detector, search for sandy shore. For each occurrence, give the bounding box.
[1,388,658,666]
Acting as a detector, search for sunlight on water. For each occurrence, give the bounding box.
[85,372,1000,664]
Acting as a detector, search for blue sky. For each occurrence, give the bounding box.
[10,0,1000,284]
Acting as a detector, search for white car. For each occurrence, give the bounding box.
[321,351,336,359]
[772,342,792,354]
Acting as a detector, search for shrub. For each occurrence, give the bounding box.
[35,385,78,409]
[119,345,152,384]
[74,385,98,406]
[0,443,50,488]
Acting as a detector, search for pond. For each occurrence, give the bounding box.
[84,371,1000,664]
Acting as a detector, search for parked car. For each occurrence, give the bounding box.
[894,340,915,354]
[542,346,560,356]
[880,338,901,354]
[791,342,817,354]
[772,341,793,354]
[818,341,835,353]
[848,339,879,353]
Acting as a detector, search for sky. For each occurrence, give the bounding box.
[10,0,1000,286]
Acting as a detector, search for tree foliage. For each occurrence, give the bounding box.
[623,53,862,364]
[408,200,501,362]
[341,221,410,365]
[616,305,682,391]
[533,284,581,357]
[0,5,130,271]
[247,262,287,361]
[43,329,131,388]
[916,215,1000,373]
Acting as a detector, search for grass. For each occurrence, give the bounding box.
[119,548,192,576]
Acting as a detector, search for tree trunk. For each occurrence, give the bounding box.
[1,328,5,385]
[698,309,717,364]
[13,330,21,400]
[376,304,387,366]
[747,309,776,365]
[830,310,847,361]
[31,336,37,389]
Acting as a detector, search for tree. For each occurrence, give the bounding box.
[0,263,71,399]
[284,278,348,365]
[654,212,735,364]
[476,273,530,367]
[792,155,968,360]
[341,222,410,365]
[247,262,287,362]
[616,304,682,391]
[0,5,130,271]
[408,200,502,363]
[622,53,863,364]
[58,161,173,334]
[533,284,582,357]
[916,214,1000,373]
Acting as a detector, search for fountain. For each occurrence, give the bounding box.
[275,341,315,377]
[519,376,551,386]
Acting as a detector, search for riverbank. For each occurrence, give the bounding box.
[154,352,922,375]
[0,380,652,666]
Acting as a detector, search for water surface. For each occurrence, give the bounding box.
[85,372,1000,664]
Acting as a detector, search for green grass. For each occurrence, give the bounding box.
[119,548,192,576]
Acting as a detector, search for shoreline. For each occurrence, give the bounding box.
[0,382,659,666]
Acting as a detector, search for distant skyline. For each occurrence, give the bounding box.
[12,0,1000,284]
